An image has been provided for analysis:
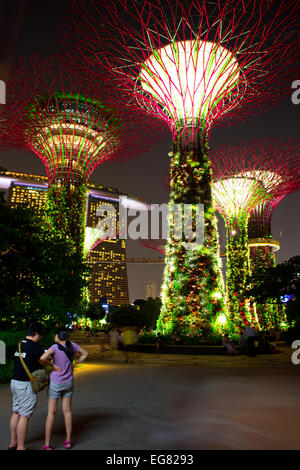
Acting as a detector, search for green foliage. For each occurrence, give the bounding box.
[45,183,87,252]
[226,219,253,328]
[0,361,14,384]
[86,302,106,320]
[158,142,225,335]
[134,297,162,329]
[0,329,55,384]
[246,255,300,329]
[247,255,300,303]
[109,298,162,329]
[285,300,300,327]
[109,304,140,328]
[0,193,88,327]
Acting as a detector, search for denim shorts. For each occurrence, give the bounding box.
[48,380,74,400]
[11,379,38,418]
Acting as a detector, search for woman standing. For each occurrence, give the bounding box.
[40,328,88,450]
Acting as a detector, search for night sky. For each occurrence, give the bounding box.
[0,0,299,302]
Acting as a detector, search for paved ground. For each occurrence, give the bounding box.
[1,335,299,450]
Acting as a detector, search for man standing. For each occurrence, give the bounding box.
[245,325,256,357]
[9,323,55,450]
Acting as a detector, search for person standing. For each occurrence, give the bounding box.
[108,327,120,356]
[40,327,88,450]
[222,334,238,356]
[238,332,247,354]
[245,325,257,357]
[9,323,57,451]
[155,333,163,353]
[121,326,137,363]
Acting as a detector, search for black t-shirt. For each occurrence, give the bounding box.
[12,338,43,382]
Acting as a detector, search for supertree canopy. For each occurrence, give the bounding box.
[83,226,107,258]
[3,56,159,250]
[211,141,300,329]
[246,142,300,330]
[70,0,299,335]
[247,141,300,273]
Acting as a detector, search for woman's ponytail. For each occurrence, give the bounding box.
[56,327,74,360]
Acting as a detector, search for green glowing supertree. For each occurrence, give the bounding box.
[70,0,300,336]
[210,142,298,330]
[246,141,300,330]
[3,57,158,252]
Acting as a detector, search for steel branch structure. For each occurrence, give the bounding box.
[2,56,160,250]
[211,141,300,329]
[247,142,300,272]
[71,0,299,137]
[69,0,300,335]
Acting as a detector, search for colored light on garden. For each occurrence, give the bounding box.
[139,40,240,125]
[69,0,300,336]
[211,140,300,330]
[2,57,160,252]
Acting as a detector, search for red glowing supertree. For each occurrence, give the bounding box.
[70,0,300,335]
[210,140,300,329]
[247,141,300,272]
[139,239,166,255]
[2,56,161,250]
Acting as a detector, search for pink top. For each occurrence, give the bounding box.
[49,342,80,384]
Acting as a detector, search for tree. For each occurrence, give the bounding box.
[247,256,300,327]
[108,298,162,329]
[247,256,300,303]
[86,302,106,320]
[136,297,162,330]
[0,193,89,327]
[109,304,141,328]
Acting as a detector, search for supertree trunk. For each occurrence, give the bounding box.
[249,245,276,271]
[225,216,254,329]
[249,246,286,330]
[158,129,225,335]
[248,203,286,329]
[45,179,87,254]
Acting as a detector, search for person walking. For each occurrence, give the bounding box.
[9,323,57,451]
[222,334,238,356]
[40,327,88,450]
[245,325,257,357]
[121,326,137,363]
[108,327,120,357]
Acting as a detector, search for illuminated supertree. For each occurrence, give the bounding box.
[211,142,300,329]
[70,0,299,334]
[246,141,300,329]
[3,56,159,251]
[247,142,300,272]
[83,226,107,258]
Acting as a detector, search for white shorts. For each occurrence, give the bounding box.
[11,379,37,418]
[48,380,74,400]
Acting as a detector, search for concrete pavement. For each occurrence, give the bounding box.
[0,341,300,450]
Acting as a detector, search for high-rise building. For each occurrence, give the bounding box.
[0,171,130,305]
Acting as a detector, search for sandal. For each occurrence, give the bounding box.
[8,445,17,450]
[42,445,53,450]
[64,440,73,449]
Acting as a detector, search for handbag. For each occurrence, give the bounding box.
[18,342,49,393]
